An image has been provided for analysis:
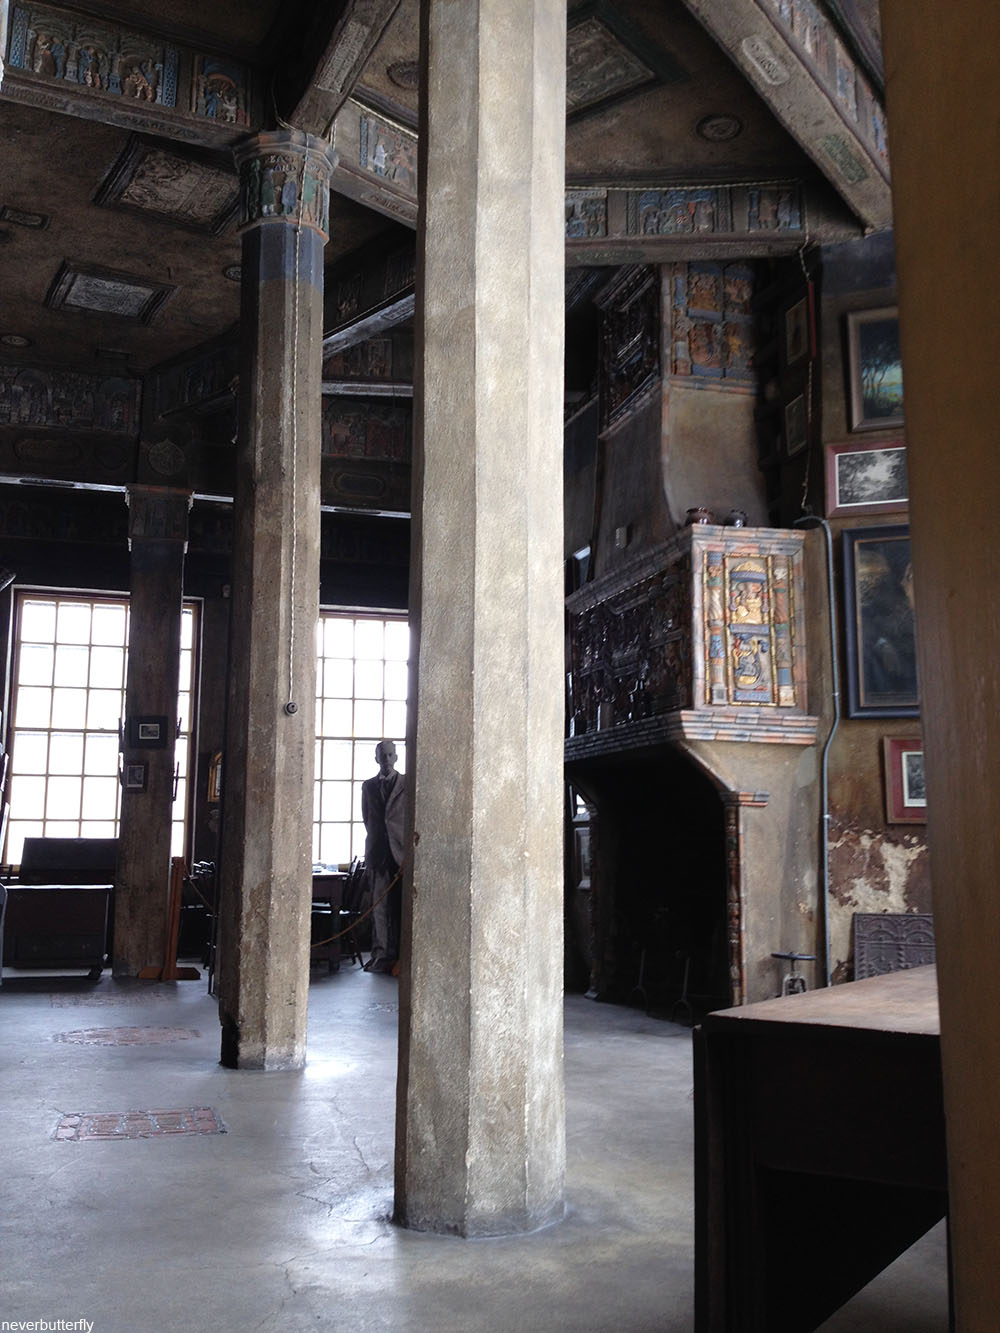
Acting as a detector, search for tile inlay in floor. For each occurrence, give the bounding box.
[55,1107,227,1140]
[53,1026,201,1045]
[50,987,181,1007]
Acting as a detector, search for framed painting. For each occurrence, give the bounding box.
[784,394,807,456]
[784,295,810,366]
[883,738,927,823]
[847,306,904,430]
[825,439,908,517]
[843,525,919,717]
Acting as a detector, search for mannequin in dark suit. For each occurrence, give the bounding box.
[361,739,406,973]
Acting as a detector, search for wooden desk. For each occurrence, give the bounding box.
[694,965,948,1332]
[311,871,348,970]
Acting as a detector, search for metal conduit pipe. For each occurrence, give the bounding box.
[795,515,840,987]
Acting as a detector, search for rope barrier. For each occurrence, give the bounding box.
[310,867,402,948]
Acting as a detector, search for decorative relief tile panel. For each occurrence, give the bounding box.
[4,3,255,142]
[190,54,250,128]
[321,400,411,463]
[0,362,140,433]
[358,113,417,193]
[8,4,178,105]
[668,261,757,384]
[565,190,608,239]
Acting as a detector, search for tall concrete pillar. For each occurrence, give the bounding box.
[114,485,191,976]
[880,3,1000,1325]
[216,130,336,1070]
[394,0,567,1234]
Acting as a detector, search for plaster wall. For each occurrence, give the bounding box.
[688,738,820,1002]
[816,234,930,981]
[662,381,768,529]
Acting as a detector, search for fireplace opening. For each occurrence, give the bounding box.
[567,747,730,1019]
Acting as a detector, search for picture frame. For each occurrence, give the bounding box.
[125,714,169,748]
[843,525,919,717]
[124,762,148,792]
[784,289,814,366]
[784,394,807,457]
[883,738,927,823]
[207,750,223,804]
[846,306,904,431]
[825,439,908,517]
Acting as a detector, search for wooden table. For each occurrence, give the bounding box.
[311,871,349,971]
[694,965,948,1331]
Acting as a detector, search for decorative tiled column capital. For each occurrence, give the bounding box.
[233,129,337,240]
[125,485,193,548]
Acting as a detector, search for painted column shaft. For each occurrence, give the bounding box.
[217,130,335,1070]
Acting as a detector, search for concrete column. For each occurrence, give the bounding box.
[113,485,191,976]
[394,0,567,1234]
[880,4,1000,1325]
[216,129,335,1070]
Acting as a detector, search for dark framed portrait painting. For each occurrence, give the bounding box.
[843,525,919,717]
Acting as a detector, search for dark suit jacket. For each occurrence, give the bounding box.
[361,771,406,871]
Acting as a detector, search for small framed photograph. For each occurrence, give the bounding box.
[825,439,908,517]
[124,762,148,792]
[843,525,919,717]
[126,714,169,748]
[784,295,810,366]
[784,394,807,456]
[883,738,926,823]
[847,306,904,431]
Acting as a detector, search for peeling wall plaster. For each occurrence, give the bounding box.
[827,815,930,979]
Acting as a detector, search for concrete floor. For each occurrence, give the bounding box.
[0,963,948,1331]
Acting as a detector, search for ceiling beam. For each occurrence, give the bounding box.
[281,0,403,137]
[677,0,892,231]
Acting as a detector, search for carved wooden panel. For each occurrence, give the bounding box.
[597,266,660,426]
[854,912,936,980]
[568,557,693,736]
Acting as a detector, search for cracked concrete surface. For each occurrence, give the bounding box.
[0,965,947,1330]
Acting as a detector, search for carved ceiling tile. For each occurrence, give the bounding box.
[45,260,175,324]
[94,136,239,235]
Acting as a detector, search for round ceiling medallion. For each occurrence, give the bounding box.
[1,333,32,347]
[696,114,744,142]
[387,60,420,91]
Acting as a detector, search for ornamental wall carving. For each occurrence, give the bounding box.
[567,525,815,746]
[5,3,254,141]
